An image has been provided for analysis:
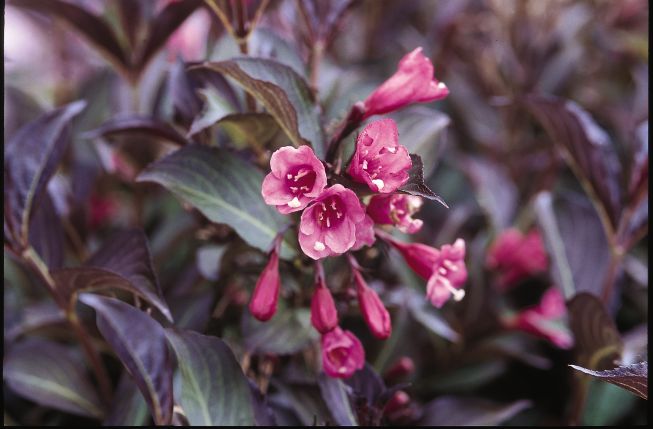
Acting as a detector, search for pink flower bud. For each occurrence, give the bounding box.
[362,47,449,118]
[384,356,415,381]
[261,146,327,214]
[367,194,424,234]
[321,327,365,379]
[378,231,467,308]
[383,390,411,417]
[502,288,573,349]
[486,228,548,290]
[248,249,281,321]
[165,3,210,62]
[347,119,412,194]
[310,275,338,334]
[353,270,392,340]
[298,185,368,260]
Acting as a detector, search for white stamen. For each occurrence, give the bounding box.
[289,186,298,192]
[294,169,309,181]
[437,82,447,90]
[300,186,309,191]
[372,179,385,190]
[321,203,327,211]
[388,147,397,153]
[362,160,368,170]
[444,260,459,272]
[438,267,448,275]
[287,174,293,179]
[287,197,301,208]
[336,212,342,219]
[331,201,337,210]
[314,241,325,251]
[326,217,331,228]
[439,276,465,301]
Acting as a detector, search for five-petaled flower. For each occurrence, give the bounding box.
[298,185,369,260]
[379,231,467,308]
[362,47,449,118]
[367,194,424,234]
[321,327,365,378]
[262,146,327,214]
[486,228,548,290]
[347,119,412,193]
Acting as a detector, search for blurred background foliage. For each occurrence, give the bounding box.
[4,0,648,426]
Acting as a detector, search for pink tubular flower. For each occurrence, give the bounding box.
[378,231,467,308]
[262,146,327,214]
[351,214,376,251]
[353,270,392,339]
[248,244,281,321]
[502,288,573,349]
[310,267,338,334]
[298,185,367,260]
[486,228,548,290]
[367,194,424,234]
[362,47,449,118]
[347,119,412,193]
[321,327,365,378]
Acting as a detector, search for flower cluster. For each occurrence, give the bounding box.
[251,47,466,378]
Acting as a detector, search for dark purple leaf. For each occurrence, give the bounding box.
[4,301,66,343]
[28,192,64,269]
[85,116,189,147]
[85,228,166,310]
[317,372,358,426]
[524,94,622,229]
[461,155,517,231]
[398,154,448,207]
[570,361,647,400]
[4,100,86,247]
[104,372,150,426]
[242,309,317,355]
[567,293,623,370]
[3,338,104,419]
[248,379,278,426]
[419,396,531,426]
[52,267,171,320]
[164,329,256,425]
[534,191,611,300]
[116,0,143,50]
[79,294,174,425]
[195,58,325,157]
[345,363,386,407]
[169,59,240,128]
[135,0,203,72]
[8,0,129,74]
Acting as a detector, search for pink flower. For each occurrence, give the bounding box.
[248,247,281,321]
[88,193,118,229]
[351,214,376,251]
[362,47,449,118]
[310,270,338,334]
[502,288,573,349]
[367,194,424,234]
[384,357,415,381]
[298,185,367,260]
[321,327,365,378]
[486,228,548,290]
[379,231,467,308]
[262,146,327,214]
[347,119,412,193]
[353,270,392,339]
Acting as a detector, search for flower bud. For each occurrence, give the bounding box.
[248,249,280,321]
[384,356,415,381]
[353,270,392,340]
[310,276,338,334]
[321,327,365,378]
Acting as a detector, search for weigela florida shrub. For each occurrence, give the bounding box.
[252,48,466,378]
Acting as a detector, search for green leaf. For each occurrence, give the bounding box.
[104,373,150,426]
[242,308,318,355]
[3,339,104,419]
[188,87,235,137]
[137,145,296,259]
[165,329,256,426]
[218,113,285,150]
[196,58,325,157]
[317,373,358,426]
